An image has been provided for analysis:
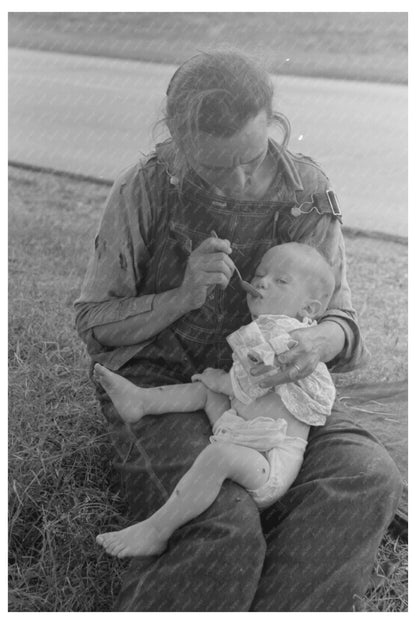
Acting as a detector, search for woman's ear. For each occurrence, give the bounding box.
[301,299,323,320]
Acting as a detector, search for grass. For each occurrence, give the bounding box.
[8,165,407,611]
[8,12,408,84]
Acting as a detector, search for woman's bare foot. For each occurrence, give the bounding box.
[93,363,145,423]
[96,521,168,558]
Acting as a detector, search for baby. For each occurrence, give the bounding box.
[94,242,336,558]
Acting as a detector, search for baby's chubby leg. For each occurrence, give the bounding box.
[97,442,270,558]
[94,364,227,424]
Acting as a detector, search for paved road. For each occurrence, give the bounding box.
[9,48,407,237]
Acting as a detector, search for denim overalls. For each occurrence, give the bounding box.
[109,139,340,386]
[136,189,285,378]
[90,145,402,611]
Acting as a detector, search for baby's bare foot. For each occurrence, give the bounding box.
[96,521,168,558]
[93,364,145,423]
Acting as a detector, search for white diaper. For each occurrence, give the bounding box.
[210,409,287,452]
[210,410,307,509]
[247,436,307,508]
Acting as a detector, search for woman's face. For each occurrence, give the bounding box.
[183,110,270,199]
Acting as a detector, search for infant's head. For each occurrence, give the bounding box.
[247,242,335,321]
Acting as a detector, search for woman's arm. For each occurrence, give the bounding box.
[298,216,369,372]
[295,319,346,365]
[93,287,192,347]
[93,234,234,347]
[75,164,234,349]
[78,241,235,347]
[251,214,369,387]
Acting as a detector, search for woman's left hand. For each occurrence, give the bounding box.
[249,322,343,388]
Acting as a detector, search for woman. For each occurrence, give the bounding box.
[75,51,402,611]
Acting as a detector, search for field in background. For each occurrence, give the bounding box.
[8,166,408,611]
[8,12,408,84]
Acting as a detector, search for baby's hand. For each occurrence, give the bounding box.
[191,368,229,394]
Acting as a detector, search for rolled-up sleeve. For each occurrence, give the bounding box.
[74,162,155,365]
[290,212,369,372]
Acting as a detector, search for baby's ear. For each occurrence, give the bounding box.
[301,299,323,320]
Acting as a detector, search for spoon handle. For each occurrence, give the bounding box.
[210,231,262,298]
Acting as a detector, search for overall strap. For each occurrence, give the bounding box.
[291,189,343,224]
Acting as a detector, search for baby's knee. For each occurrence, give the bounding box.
[196,443,251,486]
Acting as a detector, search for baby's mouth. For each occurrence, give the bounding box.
[247,293,264,305]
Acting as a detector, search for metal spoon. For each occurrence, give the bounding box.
[210,231,263,298]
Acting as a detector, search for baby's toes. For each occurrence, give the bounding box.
[116,546,131,559]
[107,540,125,556]
[97,531,117,548]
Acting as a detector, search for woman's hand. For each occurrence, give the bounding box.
[179,236,234,309]
[250,321,345,388]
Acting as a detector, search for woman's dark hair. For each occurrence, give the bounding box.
[166,50,275,138]
[157,50,291,180]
